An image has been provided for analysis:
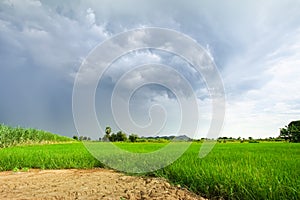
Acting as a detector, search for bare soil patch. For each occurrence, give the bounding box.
[0,168,206,200]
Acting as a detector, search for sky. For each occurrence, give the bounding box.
[0,0,300,139]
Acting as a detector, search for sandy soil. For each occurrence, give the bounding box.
[0,168,206,200]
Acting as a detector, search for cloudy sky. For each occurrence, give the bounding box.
[1,0,300,139]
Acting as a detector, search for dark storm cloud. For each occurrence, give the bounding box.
[0,0,300,137]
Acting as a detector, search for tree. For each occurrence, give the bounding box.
[105,126,111,136]
[109,133,117,142]
[73,135,78,140]
[129,134,138,142]
[280,120,300,142]
[116,131,127,141]
[102,126,112,142]
[280,126,289,141]
[107,131,127,142]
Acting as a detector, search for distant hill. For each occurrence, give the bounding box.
[0,124,73,148]
[141,135,192,141]
[173,135,193,141]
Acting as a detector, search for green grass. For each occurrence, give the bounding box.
[154,142,300,200]
[0,124,73,148]
[115,142,168,153]
[0,142,299,200]
[0,143,103,170]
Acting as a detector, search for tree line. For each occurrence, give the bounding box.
[73,127,138,142]
[73,120,300,143]
[102,126,138,142]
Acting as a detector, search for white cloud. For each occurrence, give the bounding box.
[86,8,95,26]
[221,27,300,138]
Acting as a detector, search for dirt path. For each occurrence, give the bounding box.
[0,169,206,200]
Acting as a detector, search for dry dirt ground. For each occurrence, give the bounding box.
[0,168,206,200]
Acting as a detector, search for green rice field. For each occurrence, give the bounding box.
[0,141,299,200]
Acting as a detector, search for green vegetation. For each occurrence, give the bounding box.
[280,120,300,142]
[154,142,300,200]
[99,126,190,142]
[128,134,138,142]
[0,124,73,148]
[0,143,102,171]
[0,142,299,200]
[100,126,128,142]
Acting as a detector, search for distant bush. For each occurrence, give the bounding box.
[248,140,259,143]
[128,134,138,142]
[136,138,147,142]
[0,124,73,148]
[107,131,127,142]
[156,139,169,143]
[73,135,78,140]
